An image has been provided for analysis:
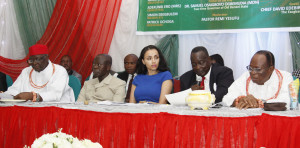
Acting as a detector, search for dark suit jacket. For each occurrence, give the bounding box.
[180,64,234,103]
[117,71,129,82]
[0,72,7,91]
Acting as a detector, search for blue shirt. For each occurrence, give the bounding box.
[133,71,173,103]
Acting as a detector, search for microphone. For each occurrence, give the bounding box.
[196,76,202,85]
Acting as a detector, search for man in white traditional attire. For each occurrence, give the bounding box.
[222,50,293,109]
[3,44,75,102]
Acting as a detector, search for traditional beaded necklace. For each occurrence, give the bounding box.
[29,63,55,89]
[246,69,283,101]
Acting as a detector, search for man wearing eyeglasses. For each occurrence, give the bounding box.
[3,44,75,102]
[222,50,293,109]
[77,54,126,102]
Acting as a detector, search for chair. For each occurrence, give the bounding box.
[69,75,81,101]
[6,75,13,88]
[173,76,181,93]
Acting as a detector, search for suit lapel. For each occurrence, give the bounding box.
[190,71,197,87]
[209,65,215,93]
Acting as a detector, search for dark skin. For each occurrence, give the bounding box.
[124,54,138,75]
[233,54,274,109]
[190,51,211,90]
[92,55,111,82]
[14,54,49,101]
[60,55,72,73]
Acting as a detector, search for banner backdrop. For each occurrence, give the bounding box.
[137,0,300,34]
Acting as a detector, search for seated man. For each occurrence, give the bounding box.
[60,55,82,82]
[77,54,126,102]
[3,44,75,102]
[180,46,234,103]
[222,50,293,109]
[117,54,138,102]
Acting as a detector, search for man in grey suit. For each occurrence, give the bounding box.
[77,54,126,102]
[180,46,234,103]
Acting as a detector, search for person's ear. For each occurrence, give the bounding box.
[207,56,211,63]
[269,65,275,71]
[142,59,145,65]
[107,64,111,71]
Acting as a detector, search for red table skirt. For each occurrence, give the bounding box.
[0,106,299,148]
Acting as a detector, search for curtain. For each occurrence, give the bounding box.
[290,32,300,71]
[0,0,26,60]
[156,35,179,76]
[2,106,300,148]
[178,32,293,79]
[0,0,122,81]
[13,0,57,54]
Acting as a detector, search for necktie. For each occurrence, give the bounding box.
[199,76,205,90]
[125,75,134,103]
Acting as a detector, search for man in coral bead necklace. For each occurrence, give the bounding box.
[222,50,293,109]
[3,44,75,102]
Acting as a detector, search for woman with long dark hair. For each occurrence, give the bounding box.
[129,45,173,104]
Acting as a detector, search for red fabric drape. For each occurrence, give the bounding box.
[0,106,265,148]
[2,106,300,147]
[0,0,122,82]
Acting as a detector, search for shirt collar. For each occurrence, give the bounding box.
[261,70,276,85]
[102,73,113,85]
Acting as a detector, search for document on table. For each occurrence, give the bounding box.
[0,93,14,99]
[165,89,192,106]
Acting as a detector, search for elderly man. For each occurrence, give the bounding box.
[117,54,138,102]
[222,50,293,109]
[3,44,75,102]
[180,46,234,103]
[60,55,82,82]
[77,54,126,102]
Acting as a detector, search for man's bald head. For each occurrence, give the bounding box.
[95,54,112,66]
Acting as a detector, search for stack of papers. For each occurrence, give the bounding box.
[165,89,192,106]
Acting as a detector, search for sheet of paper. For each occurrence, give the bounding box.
[0,93,14,99]
[97,101,126,105]
[165,89,192,106]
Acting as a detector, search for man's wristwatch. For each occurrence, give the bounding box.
[36,93,40,102]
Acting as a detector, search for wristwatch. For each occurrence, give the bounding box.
[36,93,40,102]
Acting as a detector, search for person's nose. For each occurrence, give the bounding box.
[195,64,203,70]
[33,60,39,65]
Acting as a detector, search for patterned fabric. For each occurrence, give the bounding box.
[292,69,300,79]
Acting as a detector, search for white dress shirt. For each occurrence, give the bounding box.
[196,66,211,91]
[125,73,136,93]
[222,69,293,107]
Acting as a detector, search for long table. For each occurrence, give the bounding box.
[1,102,300,148]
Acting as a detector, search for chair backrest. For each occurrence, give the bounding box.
[69,75,81,101]
[173,79,181,93]
[6,75,13,88]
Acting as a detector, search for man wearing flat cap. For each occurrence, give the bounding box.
[4,44,75,102]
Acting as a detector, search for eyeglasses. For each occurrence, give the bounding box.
[92,63,105,67]
[27,55,47,64]
[246,65,265,73]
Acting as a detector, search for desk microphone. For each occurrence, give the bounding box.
[196,76,202,85]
